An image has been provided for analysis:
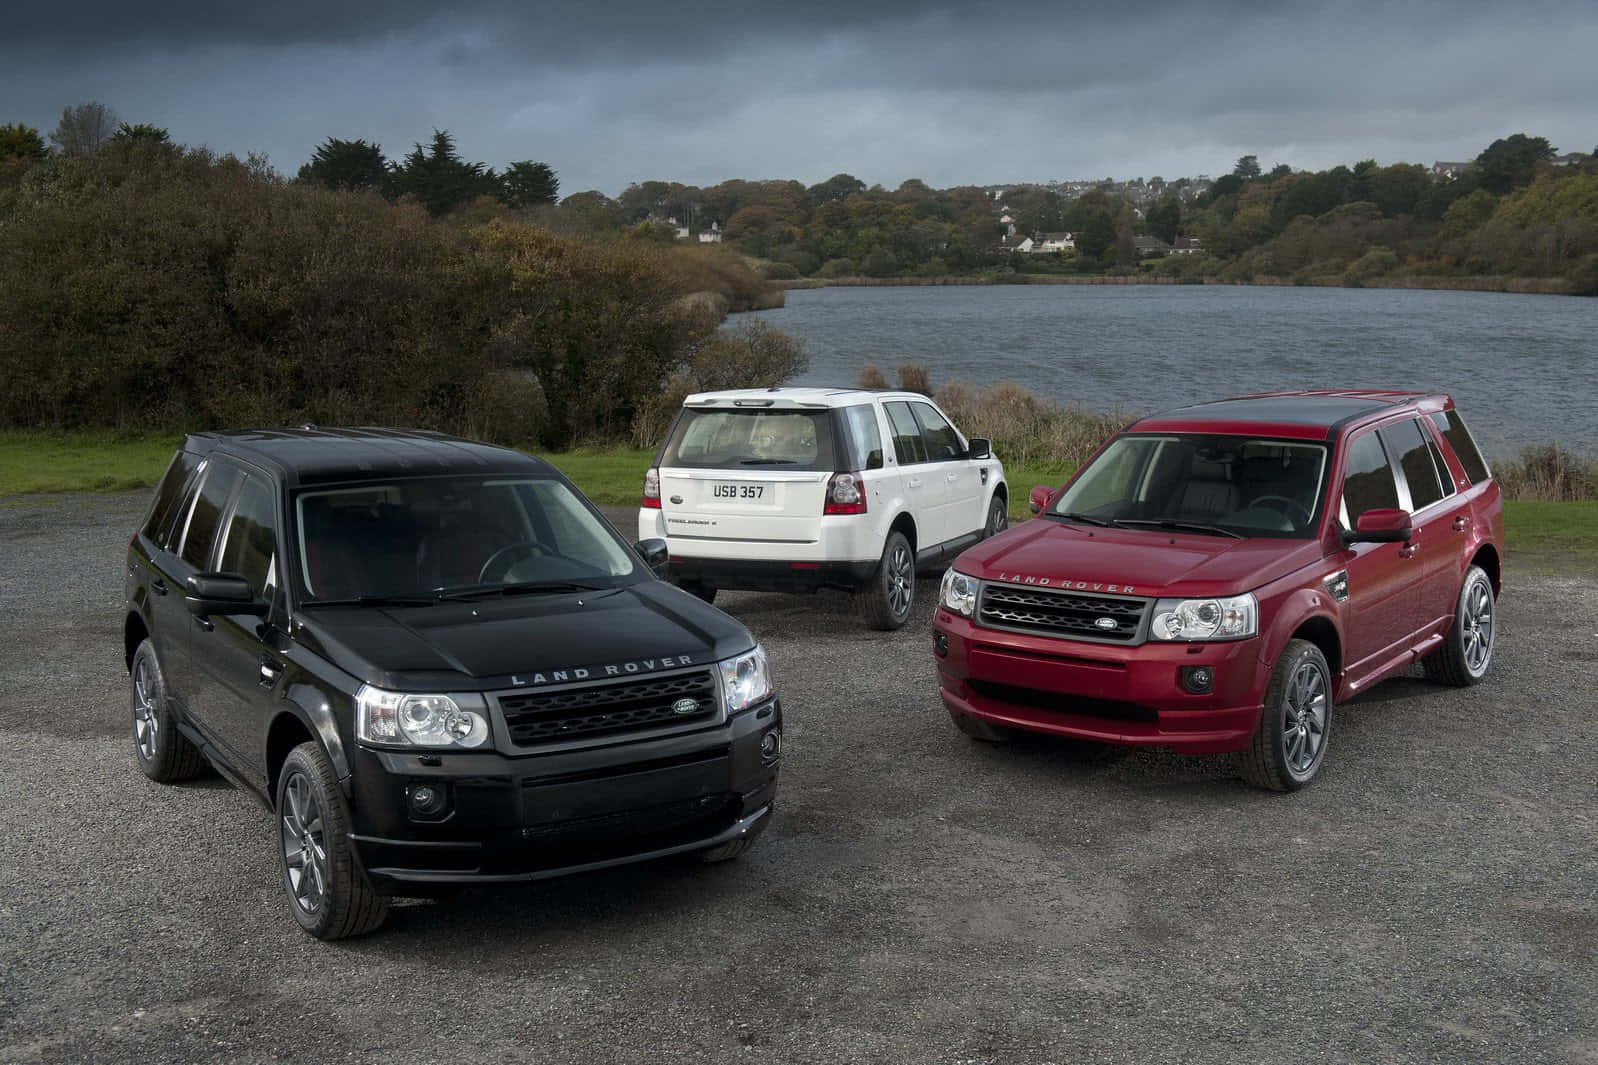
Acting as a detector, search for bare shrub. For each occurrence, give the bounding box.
[630,320,809,448]
[931,377,1125,468]
[858,364,889,389]
[1495,444,1598,501]
[896,362,932,395]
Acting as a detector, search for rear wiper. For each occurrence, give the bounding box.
[434,581,602,601]
[300,595,437,609]
[738,458,798,465]
[1047,511,1113,527]
[1111,519,1244,540]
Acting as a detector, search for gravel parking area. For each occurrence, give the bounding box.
[1,492,1594,1064]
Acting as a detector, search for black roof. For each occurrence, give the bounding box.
[184,427,553,487]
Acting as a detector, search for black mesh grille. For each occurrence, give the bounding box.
[497,669,718,747]
[979,584,1149,642]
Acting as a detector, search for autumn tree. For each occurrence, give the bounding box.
[48,101,118,154]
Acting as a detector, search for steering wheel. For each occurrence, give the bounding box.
[1246,495,1313,527]
[477,541,548,584]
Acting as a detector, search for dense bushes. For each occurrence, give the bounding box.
[1495,445,1598,501]
[629,320,809,447]
[0,143,789,446]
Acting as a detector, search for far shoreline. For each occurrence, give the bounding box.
[773,274,1576,296]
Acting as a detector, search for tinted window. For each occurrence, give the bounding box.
[142,451,200,545]
[884,402,927,464]
[912,403,963,462]
[660,409,836,471]
[1380,419,1445,511]
[1430,410,1490,484]
[1340,432,1400,527]
[840,405,884,470]
[179,463,242,568]
[217,473,278,598]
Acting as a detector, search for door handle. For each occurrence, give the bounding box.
[1399,540,1419,559]
[151,578,168,596]
[946,473,960,482]
[907,478,922,488]
[1452,515,1471,532]
[259,657,283,688]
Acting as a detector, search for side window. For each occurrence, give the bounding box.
[884,402,927,465]
[142,451,200,545]
[1430,410,1491,485]
[840,405,884,470]
[1380,419,1445,511]
[1339,432,1400,528]
[911,403,963,462]
[217,473,279,598]
[179,462,243,569]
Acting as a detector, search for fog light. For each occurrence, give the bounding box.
[1180,665,1214,694]
[407,782,448,818]
[934,631,949,657]
[759,728,782,766]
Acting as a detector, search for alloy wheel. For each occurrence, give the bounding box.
[1282,658,1328,777]
[132,655,159,761]
[1462,578,1494,674]
[988,502,1008,537]
[280,770,329,915]
[887,542,913,617]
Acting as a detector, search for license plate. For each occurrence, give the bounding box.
[710,482,768,501]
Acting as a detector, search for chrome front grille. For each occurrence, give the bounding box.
[978,584,1150,643]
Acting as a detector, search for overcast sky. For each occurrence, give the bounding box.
[4,1,1595,195]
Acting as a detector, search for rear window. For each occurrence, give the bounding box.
[1430,410,1491,485]
[661,408,838,472]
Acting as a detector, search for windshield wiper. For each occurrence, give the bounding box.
[1047,511,1114,527]
[300,595,438,609]
[434,580,602,601]
[738,458,798,465]
[1110,518,1244,540]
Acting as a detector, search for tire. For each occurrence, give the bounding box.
[1422,564,1496,687]
[130,639,207,783]
[677,579,717,605]
[983,494,1008,539]
[948,708,1011,743]
[853,530,915,630]
[277,741,388,940]
[1237,639,1333,792]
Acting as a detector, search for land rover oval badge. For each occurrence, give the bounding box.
[1094,617,1118,630]
[672,698,699,715]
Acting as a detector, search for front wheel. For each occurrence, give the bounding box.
[983,495,1008,539]
[1237,639,1332,792]
[676,579,717,605]
[277,742,388,939]
[854,530,914,630]
[1422,564,1495,686]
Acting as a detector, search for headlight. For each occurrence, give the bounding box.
[719,645,772,714]
[356,686,490,748]
[1150,594,1258,641]
[940,569,978,616]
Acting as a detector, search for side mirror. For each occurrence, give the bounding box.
[1344,508,1413,544]
[185,572,268,618]
[967,437,992,461]
[1028,484,1054,515]
[634,537,670,578]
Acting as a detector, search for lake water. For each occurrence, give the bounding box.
[746,285,1596,460]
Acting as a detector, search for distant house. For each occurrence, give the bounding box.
[698,221,723,244]
[1431,161,1475,180]
[1169,236,1203,255]
[1551,152,1587,167]
[1031,232,1074,253]
[998,213,1017,237]
[1133,235,1172,257]
[993,234,1031,255]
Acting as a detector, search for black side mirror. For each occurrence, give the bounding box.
[634,538,670,578]
[185,572,268,618]
[967,437,992,461]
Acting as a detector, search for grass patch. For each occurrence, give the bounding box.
[0,431,181,495]
[531,447,654,506]
[1503,500,1598,575]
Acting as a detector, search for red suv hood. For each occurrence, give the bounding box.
[957,519,1327,599]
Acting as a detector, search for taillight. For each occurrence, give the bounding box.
[642,467,661,509]
[824,472,867,515]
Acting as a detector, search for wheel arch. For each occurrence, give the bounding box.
[888,512,917,556]
[268,683,354,806]
[1289,613,1343,681]
[1469,542,1501,596]
[124,610,150,672]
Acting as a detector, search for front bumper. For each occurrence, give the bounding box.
[346,697,782,888]
[934,610,1268,754]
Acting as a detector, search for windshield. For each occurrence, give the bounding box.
[1050,434,1329,538]
[661,408,838,471]
[292,476,637,601]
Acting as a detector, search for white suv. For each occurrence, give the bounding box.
[638,388,1008,629]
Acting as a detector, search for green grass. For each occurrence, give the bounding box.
[531,447,654,506]
[0,431,182,495]
[1503,500,1598,574]
[1003,459,1078,519]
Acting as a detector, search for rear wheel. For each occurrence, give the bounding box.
[277,741,388,940]
[984,495,1008,539]
[1237,639,1332,792]
[854,530,914,630]
[1422,565,1495,686]
[677,579,717,605]
[130,639,207,783]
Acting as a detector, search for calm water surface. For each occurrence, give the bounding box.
[748,285,1596,459]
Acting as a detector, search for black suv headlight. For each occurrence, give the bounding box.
[719,645,772,715]
[356,686,491,748]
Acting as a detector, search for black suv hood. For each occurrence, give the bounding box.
[290,580,751,692]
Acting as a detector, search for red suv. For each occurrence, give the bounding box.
[933,391,1503,790]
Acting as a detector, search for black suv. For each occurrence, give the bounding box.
[124,428,781,939]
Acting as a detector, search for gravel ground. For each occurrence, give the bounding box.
[1,492,1594,1064]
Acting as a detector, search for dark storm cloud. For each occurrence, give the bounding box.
[4,1,1595,193]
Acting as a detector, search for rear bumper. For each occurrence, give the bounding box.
[934,610,1267,754]
[668,556,877,593]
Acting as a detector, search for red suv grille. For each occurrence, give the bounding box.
[978,584,1149,642]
